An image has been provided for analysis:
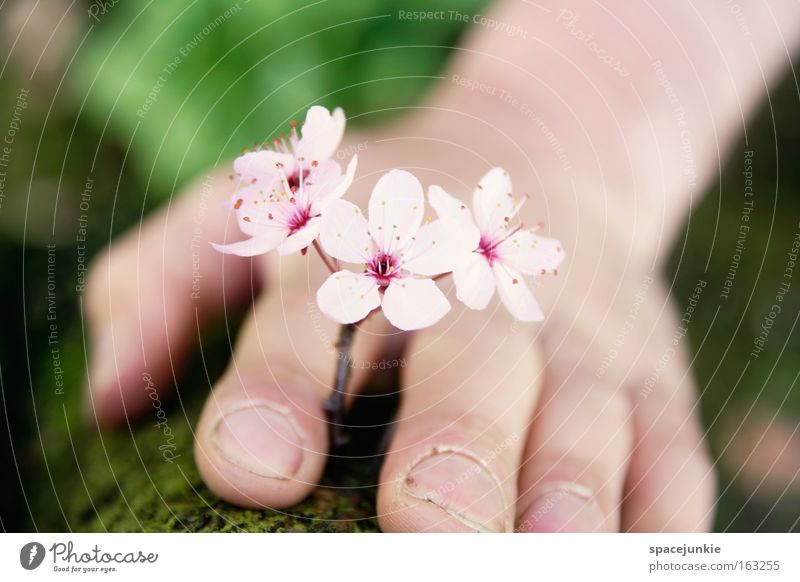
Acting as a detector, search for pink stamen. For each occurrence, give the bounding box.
[478,224,524,264]
[366,252,401,286]
[287,205,313,234]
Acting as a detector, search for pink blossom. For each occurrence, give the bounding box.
[429,167,565,321]
[212,106,356,257]
[316,170,479,331]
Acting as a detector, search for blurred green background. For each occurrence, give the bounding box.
[0,0,797,532]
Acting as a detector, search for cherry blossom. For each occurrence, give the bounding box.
[316,170,479,331]
[212,106,356,256]
[429,167,565,322]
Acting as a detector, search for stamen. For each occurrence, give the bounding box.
[366,251,401,286]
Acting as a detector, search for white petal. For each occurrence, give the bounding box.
[453,252,495,310]
[497,230,565,275]
[277,217,322,256]
[229,183,288,236]
[210,228,287,257]
[402,218,480,276]
[305,155,357,210]
[492,263,544,322]
[319,199,373,263]
[316,271,381,324]
[296,159,339,207]
[234,150,296,184]
[368,169,424,253]
[428,185,475,225]
[295,106,345,162]
[331,155,357,199]
[381,278,450,331]
[472,167,519,235]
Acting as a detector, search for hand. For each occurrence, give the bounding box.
[82,125,712,532]
[84,0,800,531]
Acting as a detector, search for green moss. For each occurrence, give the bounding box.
[30,315,386,532]
[63,406,381,532]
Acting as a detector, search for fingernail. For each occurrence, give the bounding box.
[403,451,507,532]
[518,482,605,532]
[213,405,304,479]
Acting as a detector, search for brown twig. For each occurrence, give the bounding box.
[312,239,337,274]
[324,323,357,449]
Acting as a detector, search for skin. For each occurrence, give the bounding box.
[84,0,800,531]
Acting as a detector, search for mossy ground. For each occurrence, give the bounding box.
[25,318,395,532]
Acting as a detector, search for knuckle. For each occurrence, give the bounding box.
[405,408,524,475]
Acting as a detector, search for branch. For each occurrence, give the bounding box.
[323,323,357,449]
[312,240,337,274]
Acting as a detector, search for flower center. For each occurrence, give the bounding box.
[477,224,523,265]
[287,204,312,235]
[286,171,300,192]
[367,252,401,286]
[478,235,500,264]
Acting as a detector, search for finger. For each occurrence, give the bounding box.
[622,360,715,532]
[194,258,391,508]
[377,309,542,532]
[515,362,633,533]
[84,171,253,427]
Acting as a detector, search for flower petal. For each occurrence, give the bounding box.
[234,150,296,184]
[330,155,357,200]
[402,218,480,276]
[381,277,450,330]
[497,230,565,275]
[210,228,287,257]
[428,185,474,225]
[453,252,495,310]
[319,199,373,263]
[229,183,288,236]
[295,106,345,162]
[492,263,544,322]
[368,169,424,253]
[305,155,357,211]
[277,216,322,256]
[472,167,519,236]
[316,270,381,324]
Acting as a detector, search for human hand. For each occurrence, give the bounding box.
[82,117,711,532]
[84,0,800,531]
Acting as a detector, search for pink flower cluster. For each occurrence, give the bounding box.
[214,106,565,331]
